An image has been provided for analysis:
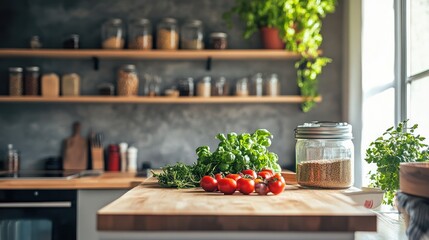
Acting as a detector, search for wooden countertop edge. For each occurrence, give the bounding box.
[0,172,146,190]
[97,214,377,232]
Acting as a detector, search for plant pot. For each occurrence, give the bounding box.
[260,27,285,49]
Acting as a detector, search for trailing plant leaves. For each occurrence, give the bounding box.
[365,120,429,205]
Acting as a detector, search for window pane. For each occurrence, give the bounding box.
[409,0,429,76]
[362,88,395,186]
[408,77,429,144]
[362,0,395,91]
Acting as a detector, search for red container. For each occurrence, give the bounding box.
[260,27,285,49]
[108,144,120,171]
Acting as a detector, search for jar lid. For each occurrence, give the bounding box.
[295,121,353,139]
[9,67,23,72]
[201,76,211,83]
[25,66,39,71]
[210,32,227,38]
[162,18,177,24]
[109,18,123,25]
[121,64,136,71]
[185,19,202,26]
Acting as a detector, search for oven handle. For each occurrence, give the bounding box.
[0,202,72,208]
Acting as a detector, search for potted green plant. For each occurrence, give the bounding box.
[365,120,429,205]
[225,0,337,112]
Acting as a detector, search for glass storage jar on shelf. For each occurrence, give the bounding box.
[9,67,23,96]
[295,121,354,189]
[24,66,40,96]
[102,18,125,49]
[178,77,194,96]
[265,73,280,96]
[128,18,152,50]
[236,77,249,97]
[212,76,229,96]
[117,65,139,96]
[181,20,204,50]
[197,76,211,97]
[157,18,179,50]
[251,73,264,96]
[209,32,227,49]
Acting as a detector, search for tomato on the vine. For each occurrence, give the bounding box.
[260,168,274,175]
[225,173,242,181]
[215,173,223,182]
[218,178,237,195]
[200,176,218,192]
[237,178,255,195]
[241,169,257,179]
[267,175,286,195]
[271,173,286,184]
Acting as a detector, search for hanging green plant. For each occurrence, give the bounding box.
[224,0,337,112]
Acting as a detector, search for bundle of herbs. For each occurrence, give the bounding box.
[153,129,282,188]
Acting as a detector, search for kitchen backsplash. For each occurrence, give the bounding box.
[0,0,344,171]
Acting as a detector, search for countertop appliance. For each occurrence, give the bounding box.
[0,189,77,240]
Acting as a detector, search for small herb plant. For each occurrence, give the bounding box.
[365,120,429,205]
[224,0,337,112]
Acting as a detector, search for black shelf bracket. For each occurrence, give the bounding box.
[92,56,99,71]
[206,57,212,71]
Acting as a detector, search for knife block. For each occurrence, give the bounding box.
[91,147,104,170]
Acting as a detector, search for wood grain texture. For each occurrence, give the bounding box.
[63,122,87,170]
[400,162,429,198]
[0,172,144,190]
[0,49,302,60]
[0,96,322,104]
[97,178,377,232]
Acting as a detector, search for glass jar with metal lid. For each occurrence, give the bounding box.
[24,66,40,95]
[9,67,23,96]
[157,18,179,50]
[128,18,152,50]
[181,20,204,50]
[295,121,354,189]
[117,65,139,96]
[102,18,125,49]
[209,32,227,49]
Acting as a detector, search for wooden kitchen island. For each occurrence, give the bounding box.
[97,179,377,240]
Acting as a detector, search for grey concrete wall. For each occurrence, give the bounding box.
[0,0,344,171]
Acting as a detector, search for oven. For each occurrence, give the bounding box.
[0,190,77,240]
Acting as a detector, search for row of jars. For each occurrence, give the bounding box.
[102,18,227,50]
[117,65,281,97]
[8,67,81,97]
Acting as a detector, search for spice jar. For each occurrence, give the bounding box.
[143,74,161,97]
[236,78,249,96]
[251,73,264,96]
[178,77,194,96]
[295,121,354,189]
[62,73,80,96]
[157,18,179,50]
[212,77,229,96]
[108,144,120,172]
[98,83,115,96]
[197,76,211,97]
[102,18,125,49]
[181,20,204,50]
[117,65,139,96]
[9,67,23,96]
[41,73,60,97]
[128,19,152,50]
[24,66,40,96]
[210,32,227,49]
[30,36,42,49]
[265,73,280,96]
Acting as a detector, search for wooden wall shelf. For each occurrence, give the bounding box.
[0,96,321,104]
[0,49,301,60]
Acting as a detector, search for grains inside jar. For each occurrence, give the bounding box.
[297,158,352,188]
[117,65,139,96]
[157,29,178,50]
[129,36,152,50]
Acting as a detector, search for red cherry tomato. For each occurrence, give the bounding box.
[267,175,286,195]
[260,168,274,175]
[215,173,223,182]
[271,173,286,184]
[200,176,218,192]
[218,178,237,195]
[241,169,257,179]
[225,173,242,181]
[237,178,255,195]
[257,171,273,180]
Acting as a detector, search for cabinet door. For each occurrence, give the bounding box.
[77,190,127,240]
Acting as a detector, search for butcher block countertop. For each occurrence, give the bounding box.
[97,178,377,232]
[0,172,145,190]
